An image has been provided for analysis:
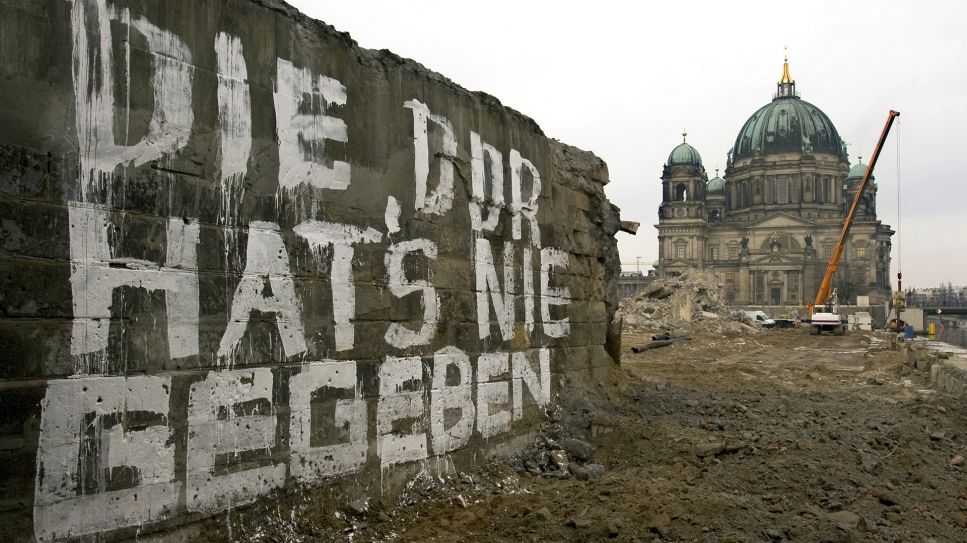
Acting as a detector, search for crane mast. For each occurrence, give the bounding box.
[810,110,900,315]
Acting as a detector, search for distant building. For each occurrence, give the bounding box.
[617,265,656,298]
[655,56,893,305]
[908,285,967,308]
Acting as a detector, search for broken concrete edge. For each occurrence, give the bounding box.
[546,142,623,366]
[619,221,640,234]
[894,337,967,398]
[931,361,967,397]
[925,343,967,397]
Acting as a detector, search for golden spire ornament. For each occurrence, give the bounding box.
[780,46,794,84]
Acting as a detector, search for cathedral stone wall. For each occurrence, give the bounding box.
[0,0,622,540]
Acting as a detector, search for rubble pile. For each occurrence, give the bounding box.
[510,436,607,482]
[617,270,760,336]
[506,402,608,481]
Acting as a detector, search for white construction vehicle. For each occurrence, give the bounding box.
[809,289,845,335]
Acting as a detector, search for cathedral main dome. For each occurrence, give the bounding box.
[731,59,845,162]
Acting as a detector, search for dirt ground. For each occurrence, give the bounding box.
[243,329,967,542]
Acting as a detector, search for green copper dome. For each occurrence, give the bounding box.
[848,162,869,178]
[668,140,702,166]
[732,96,845,161]
[707,176,725,194]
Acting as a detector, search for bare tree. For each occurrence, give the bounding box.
[832,264,865,304]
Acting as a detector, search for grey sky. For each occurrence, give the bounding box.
[289,0,967,288]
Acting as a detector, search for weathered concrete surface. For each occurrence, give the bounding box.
[931,359,967,397]
[889,338,967,398]
[0,0,622,540]
[922,341,967,397]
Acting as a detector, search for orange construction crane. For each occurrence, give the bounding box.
[809,110,900,315]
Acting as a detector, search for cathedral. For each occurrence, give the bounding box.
[655,56,894,306]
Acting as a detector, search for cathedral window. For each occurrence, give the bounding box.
[728,243,739,260]
[709,246,719,260]
[675,241,687,259]
[777,177,789,204]
[822,241,834,259]
[675,183,688,201]
[856,246,867,258]
[709,209,721,222]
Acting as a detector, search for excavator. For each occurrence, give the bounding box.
[808,110,900,335]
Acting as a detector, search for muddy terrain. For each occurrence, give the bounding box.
[237,329,967,542]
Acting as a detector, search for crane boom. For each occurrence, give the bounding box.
[811,110,900,313]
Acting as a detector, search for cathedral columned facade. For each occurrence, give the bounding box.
[655,57,894,306]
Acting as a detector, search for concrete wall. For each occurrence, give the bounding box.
[617,273,655,299]
[0,0,622,540]
[900,308,925,332]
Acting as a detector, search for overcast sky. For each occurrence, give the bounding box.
[289,0,967,288]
